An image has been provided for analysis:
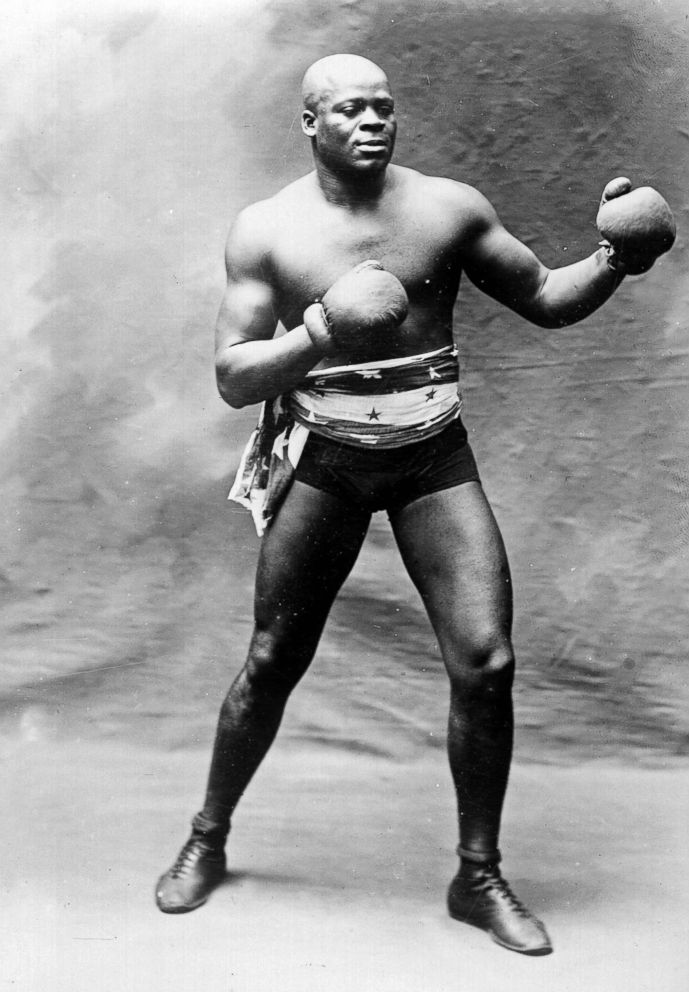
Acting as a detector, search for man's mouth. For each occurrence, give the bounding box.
[356,140,388,151]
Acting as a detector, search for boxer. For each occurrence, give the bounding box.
[155,54,674,955]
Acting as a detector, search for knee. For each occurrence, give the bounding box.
[446,639,515,695]
[241,626,313,697]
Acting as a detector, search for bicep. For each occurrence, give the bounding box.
[214,216,278,356]
[461,202,549,319]
[215,274,277,353]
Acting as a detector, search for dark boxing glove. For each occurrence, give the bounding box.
[303,260,409,355]
[596,178,676,275]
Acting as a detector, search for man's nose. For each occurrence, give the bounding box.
[359,106,385,128]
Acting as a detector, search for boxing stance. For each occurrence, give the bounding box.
[155,55,675,955]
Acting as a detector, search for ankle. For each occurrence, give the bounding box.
[191,811,230,847]
[457,845,501,877]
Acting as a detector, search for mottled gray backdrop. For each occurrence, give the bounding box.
[2,0,688,763]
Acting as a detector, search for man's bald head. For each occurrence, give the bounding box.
[301,54,391,113]
[300,54,397,177]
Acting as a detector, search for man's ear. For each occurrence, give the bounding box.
[301,110,316,137]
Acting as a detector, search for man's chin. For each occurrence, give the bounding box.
[351,154,392,174]
[318,151,392,180]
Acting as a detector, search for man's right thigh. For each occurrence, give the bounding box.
[253,480,370,652]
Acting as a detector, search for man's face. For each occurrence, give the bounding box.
[303,80,397,176]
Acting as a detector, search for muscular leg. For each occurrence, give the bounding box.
[197,480,371,833]
[156,480,370,912]
[390,481,514,855]
[390,482,551,955]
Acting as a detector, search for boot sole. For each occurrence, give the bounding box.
[448,905,553,956]
[156,896,209,914]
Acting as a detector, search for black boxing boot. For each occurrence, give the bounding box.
[155,817,228,914]
[447,848,552,956]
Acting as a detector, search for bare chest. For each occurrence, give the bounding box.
[269,205,461,326]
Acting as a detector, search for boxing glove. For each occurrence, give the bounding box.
[597,178,676,275]
[303,260,409,355]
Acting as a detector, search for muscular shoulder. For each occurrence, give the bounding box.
[225,176,314,276]
[394,166,496,235]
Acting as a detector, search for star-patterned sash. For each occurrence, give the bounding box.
[228,345,460,535]
[291,345,460,447]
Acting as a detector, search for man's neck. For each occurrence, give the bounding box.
[315,161,391,207]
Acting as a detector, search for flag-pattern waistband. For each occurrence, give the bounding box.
[305,344,458,392]
[289,345,461,448]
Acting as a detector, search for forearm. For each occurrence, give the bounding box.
[530,247,624,328]
[215,325,322,408]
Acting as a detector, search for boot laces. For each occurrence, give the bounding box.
[477,865,533,919]
[169,837,218,879]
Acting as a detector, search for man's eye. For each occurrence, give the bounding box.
[340,106,358,117]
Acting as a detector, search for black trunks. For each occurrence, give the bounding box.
[294,417,481,515]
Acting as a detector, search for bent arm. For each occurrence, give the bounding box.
[214,209,321,409]
[462,193,623,329]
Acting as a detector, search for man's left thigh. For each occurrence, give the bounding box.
[389,482,513,658]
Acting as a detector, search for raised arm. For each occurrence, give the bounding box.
[214,204,322,409]
[461,181,633,329]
